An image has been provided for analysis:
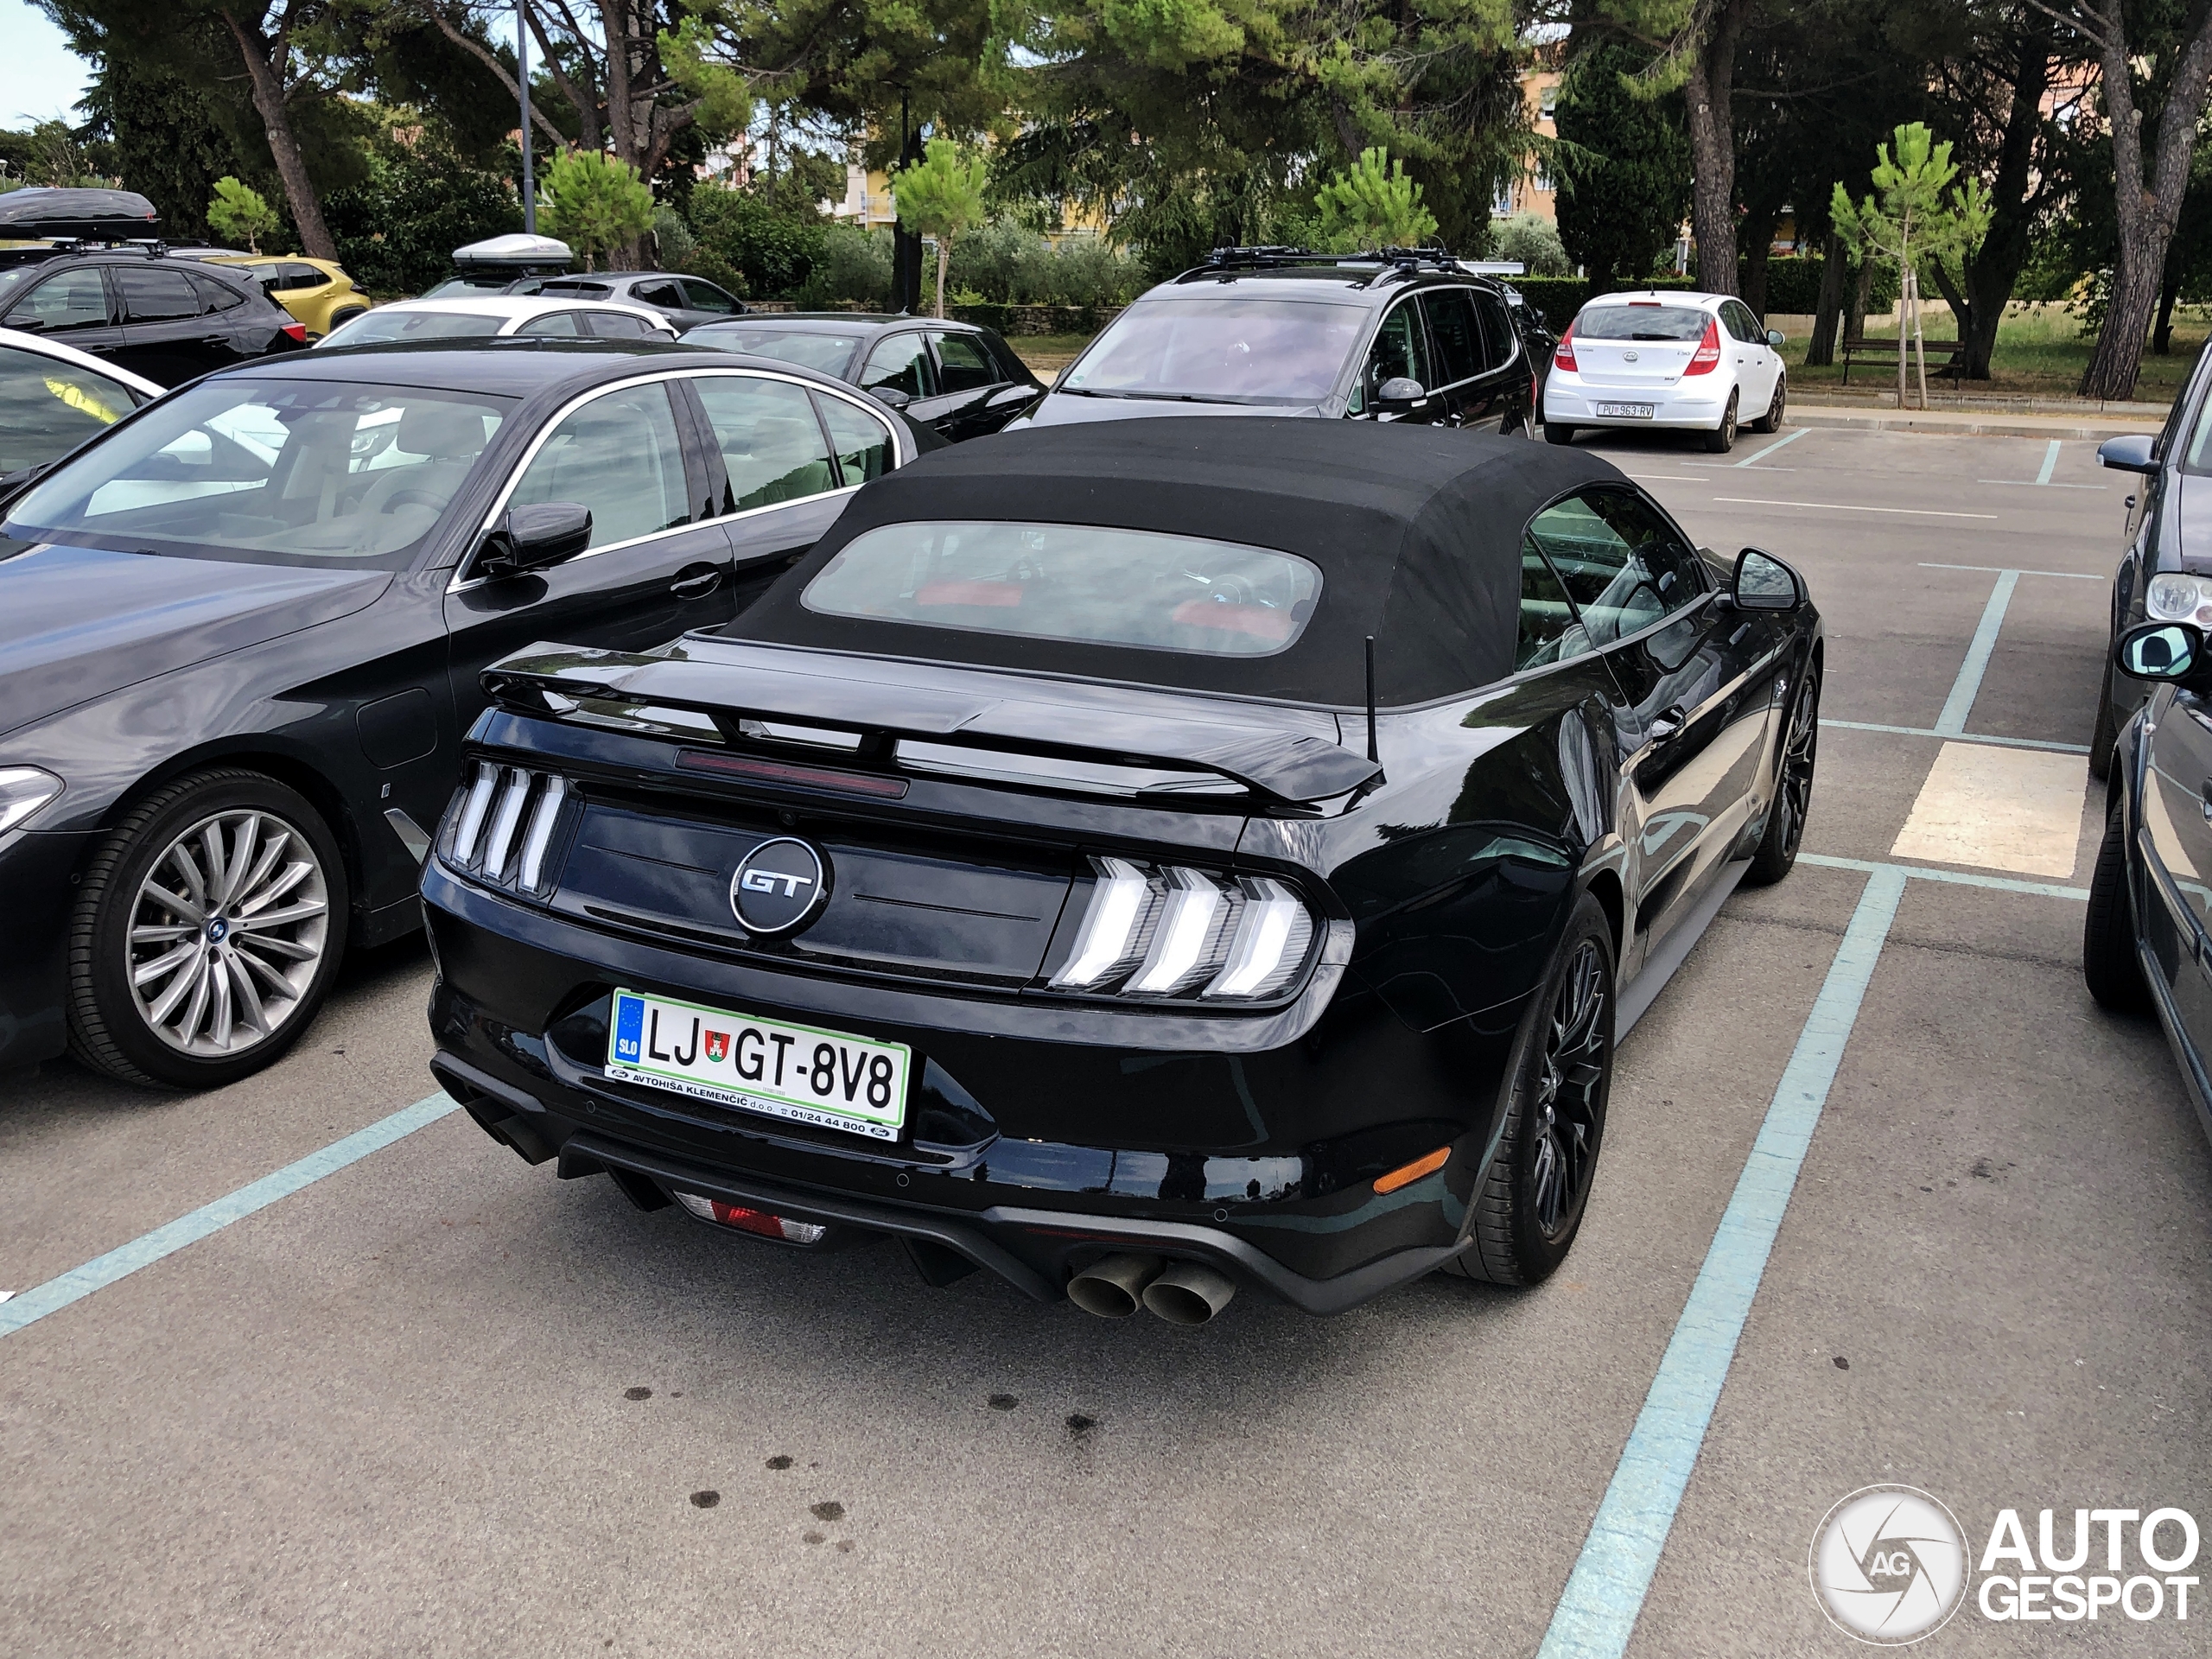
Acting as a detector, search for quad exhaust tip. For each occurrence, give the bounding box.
[1065,1255,1238,1325]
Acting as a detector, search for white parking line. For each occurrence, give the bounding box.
[1820,718,2090,756]
[1921,561,2102,581]
[1733,428,1809,467]
[1713,497,1999,519]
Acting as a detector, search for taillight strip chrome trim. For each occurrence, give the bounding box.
[1051,857,1151,989]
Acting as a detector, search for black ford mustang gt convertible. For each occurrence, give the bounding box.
[423,419,1822,1321]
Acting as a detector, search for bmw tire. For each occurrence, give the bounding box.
[66,768,351,1090]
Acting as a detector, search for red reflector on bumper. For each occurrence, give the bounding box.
[673,1191,828,1243]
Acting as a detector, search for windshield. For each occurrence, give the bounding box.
[803,520,1321,656]
[1575,305,1710,342]
[321,309,504,347]
[684,327,858,374]
[1061,298,1365,404]
[4,378,511,568]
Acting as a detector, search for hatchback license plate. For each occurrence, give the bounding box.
[1594,402,1656,419]
[606,988,910,1141]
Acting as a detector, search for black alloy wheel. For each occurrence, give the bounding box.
[66,768,351,1089]
[1746,668,1820,886]
[1451,891,1615,1286]
[1704,391,1739,454]
[2083,799,2151,1013]
[1752,375,1786,434]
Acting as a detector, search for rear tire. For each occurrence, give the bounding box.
[1751,375,1786,434]
[66,769,349,1090]
[1703,391,1739,453]
[2083,799,2151,1014]
[1544,421,1576,446]
[2088,672,2118,782]
[1446,892,1614,1287]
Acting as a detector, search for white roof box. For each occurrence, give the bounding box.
[452,233,573,268]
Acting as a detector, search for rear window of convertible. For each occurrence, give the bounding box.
[800,521,1323,657]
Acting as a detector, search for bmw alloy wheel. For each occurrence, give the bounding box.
[1530,938,1607,1239]
[128,808,331,1056]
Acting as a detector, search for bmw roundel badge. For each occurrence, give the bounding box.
[730,836,830,935]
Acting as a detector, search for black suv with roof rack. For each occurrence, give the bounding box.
[0,245,306,387]
[1012,248,1548,438]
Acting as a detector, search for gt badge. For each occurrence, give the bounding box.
[729,836,830,935]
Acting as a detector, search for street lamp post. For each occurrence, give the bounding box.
[518,0,536,234]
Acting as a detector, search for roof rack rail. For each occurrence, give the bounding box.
[1186,245,1527,283]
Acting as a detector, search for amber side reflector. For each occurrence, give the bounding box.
[1373,1145,1451,1195]
[677,748,909,798]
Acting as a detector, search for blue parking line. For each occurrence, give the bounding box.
[1535,865,1909,1659]
[1934,569,2019,736]
[2036,440,2061,486]
[1798,851,2089,901]
[0,1092,457,1340]
[1734,427,1809,468]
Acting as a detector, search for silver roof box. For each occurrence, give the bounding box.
[451,233,574,269]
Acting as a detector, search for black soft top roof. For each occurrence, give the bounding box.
[729,417,1632,708]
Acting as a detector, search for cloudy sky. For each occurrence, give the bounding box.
[0,2,93,133]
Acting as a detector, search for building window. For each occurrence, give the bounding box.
[1493,183,1516,217]
[1539,87,1557,121]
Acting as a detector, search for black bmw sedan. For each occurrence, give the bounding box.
[0,340,931,1089]
[421,419,1822,1319]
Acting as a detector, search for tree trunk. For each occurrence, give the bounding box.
[2081,0,2212,400]
[2154,243,2183,353]
[1847,257,1873,345]
[596,0,639,170]
[1897,224,1910,410]
[1740,202,1777,319]
[1681,0,1753,296]
[1807,231,1845,365]
[934,237,950,320]
[219,8,335,261]
[1930,16,2053,381]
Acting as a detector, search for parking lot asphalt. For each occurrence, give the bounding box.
[4,426,2209,1657]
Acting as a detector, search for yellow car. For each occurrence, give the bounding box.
[201,255,371,339]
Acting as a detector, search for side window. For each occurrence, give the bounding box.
[505,380,691,550]
[188,273,247,312]
[585,311,653,339]
[692,375,840,511]
[1364,302,1429,391]
[1516,542,1586,669]
[1725,302,1759,341]
[817,392,896,486]
[1421,289,1482,385]
[860,332,938,398]
[10,268,110,333]
[1523,489,1707,650]
[931,330,1000,393]
[0,343,139,474]
[1473,291,1517,369]
[515,310,584,336]
[118,267,205,322]
[680,279,739,315]
[632,281,685,309]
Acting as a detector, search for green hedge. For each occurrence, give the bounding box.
[1511,276,1696,331]
[948,302,1123,337]
[1751,257,1898,315]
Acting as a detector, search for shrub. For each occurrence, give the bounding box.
[537,149,653,269]
[1491,213,1573,278]
[795,223,894,308]
[207,176,280,254]
[325,131,520,296]
[686,184,827,299]
[652,204,695,269]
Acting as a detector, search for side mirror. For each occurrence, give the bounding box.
[1729,546,1805,611]
[868,385,912,410]
[1375,375,1427,410]
[1765,328,1786,349]
[2115,620,2207,683]
[474,501,592,580]
[2098,433,2158,474]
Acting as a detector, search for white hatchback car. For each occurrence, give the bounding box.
[315,295,677,349]
[1541,291,1786,453]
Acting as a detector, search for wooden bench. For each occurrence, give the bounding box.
[1840,337,1966,386]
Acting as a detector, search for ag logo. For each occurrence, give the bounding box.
[1811,1485,1968,1645]
[729,836,829,936]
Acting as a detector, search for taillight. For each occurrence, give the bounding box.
[441,760,571,895]
[280,321,308,343]
[1553,326,1578,373]
[1049,856,1316,1001]
[672,1192,828,1243]
[1685,319,1721,375]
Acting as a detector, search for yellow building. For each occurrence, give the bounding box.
[1496,67,1562,222]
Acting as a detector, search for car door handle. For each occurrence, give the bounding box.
[670,565,722,600]
[1648,705,1688,745]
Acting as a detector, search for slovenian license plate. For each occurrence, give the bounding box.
[1595,402,1656,419]
[605,988,910,1141]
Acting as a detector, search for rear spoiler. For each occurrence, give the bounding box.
[480,644,1382,811]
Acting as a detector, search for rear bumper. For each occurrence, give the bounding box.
[1543,379,1730,429]
[423,860,1524,1313]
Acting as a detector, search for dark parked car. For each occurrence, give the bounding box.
[0,248,306,388]
[533,272,747,332]
[2090,358,2212,776]
[0,340,932,1089]
[2088,619,2212,1151]
[1014,249,1542,438]
[420,419,1822,1321]
[683,313,1046,442]
[0,325,164,487]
